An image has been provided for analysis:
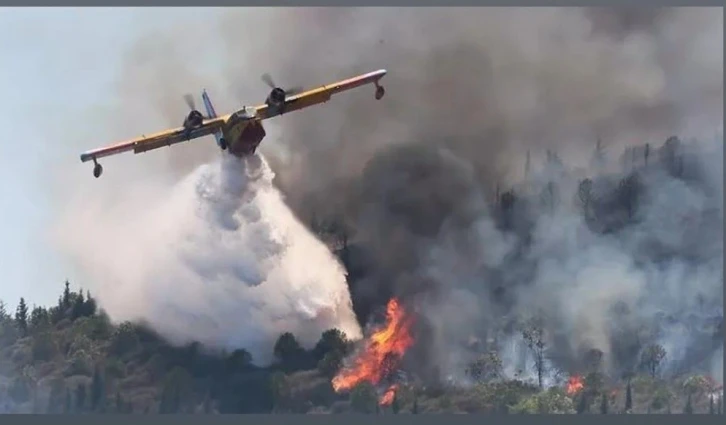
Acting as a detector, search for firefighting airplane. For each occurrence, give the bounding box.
[79,69,387,178]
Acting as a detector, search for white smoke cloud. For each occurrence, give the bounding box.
[56,154,361,364]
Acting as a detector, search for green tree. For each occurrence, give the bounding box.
[584,371,605,397]
[225,349,253,373]
[510,388,576,414]
[49,303,64,325]
[317,349,344,379]
[71,291,86,320]
[350,381,378,413]
[578,178,594,216]
[64,388,72,413]
[46,378,65,413]
[31,331,57,363]
[618,173,641,220]
[159,367,194,414]
[640,344,667,379]
[90,364,105,411]
[83,290,98,317]
[115,392,124,414]
[62,280,72,310]
[624,380,633,413]
[522,318,547,389]
[29,306,50,333]
[15,297,29,336]
[269,371,290,412]
[651,386,674,411]
[313,328,350,361]
[273,332,306,371]
[467,351,503,383]
[684,392,693,414]
[109,321,140,356]
[75,383,87,412]
[391,390,400,414]
[576,393,588,414]
[0,300,10,322]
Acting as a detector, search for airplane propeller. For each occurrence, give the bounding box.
[183,93,197,111]
[261,73,303,97]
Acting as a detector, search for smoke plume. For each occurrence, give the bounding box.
[51,7,721,381]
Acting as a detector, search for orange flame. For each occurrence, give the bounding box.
[379,384,399,406]
[566,375,584,395]
[331,298,414,393]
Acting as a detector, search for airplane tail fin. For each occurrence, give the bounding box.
[202,89,226,150]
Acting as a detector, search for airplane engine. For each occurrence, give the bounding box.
[266,87,286,107]
[184,110,204,129]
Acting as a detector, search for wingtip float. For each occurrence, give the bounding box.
[79,69,388,179]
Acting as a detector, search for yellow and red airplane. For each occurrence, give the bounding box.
[80,69,387,178]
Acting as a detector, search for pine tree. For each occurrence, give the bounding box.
[62,280,71,310]
[0,300,8,321]
[15,298,28,336]
[391,391,400,414]
[115,392,122,413]
[684,393,693,414]
[644,143,650,167]
[64,389,72,413]
[624,381,633,413]
[46,379,64,413]
[576,393,588,414]
[71,291,85,320]
[84,291,97,317]
[75,383,87,412]
[90,365,105,411]
[600,392,609,414]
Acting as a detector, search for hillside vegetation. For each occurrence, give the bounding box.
[0,280,721,414]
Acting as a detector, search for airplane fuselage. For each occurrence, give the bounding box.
[219,107,268,157]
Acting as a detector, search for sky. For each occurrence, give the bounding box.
[0,8,221,310]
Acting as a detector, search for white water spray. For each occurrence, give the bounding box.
[57,154,361,364]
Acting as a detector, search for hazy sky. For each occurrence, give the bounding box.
[0,8,220,310]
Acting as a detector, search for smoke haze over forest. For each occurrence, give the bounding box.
[48,7,722,388]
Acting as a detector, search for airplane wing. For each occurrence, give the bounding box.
[253,69,387,120]
[79,69,386,177]
[79,115,230,163]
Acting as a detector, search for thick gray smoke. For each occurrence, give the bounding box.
[212,8,721,384]
[51,7,721,381]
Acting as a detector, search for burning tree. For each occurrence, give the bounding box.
[566,376,584,396]
[331,298,414,407]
